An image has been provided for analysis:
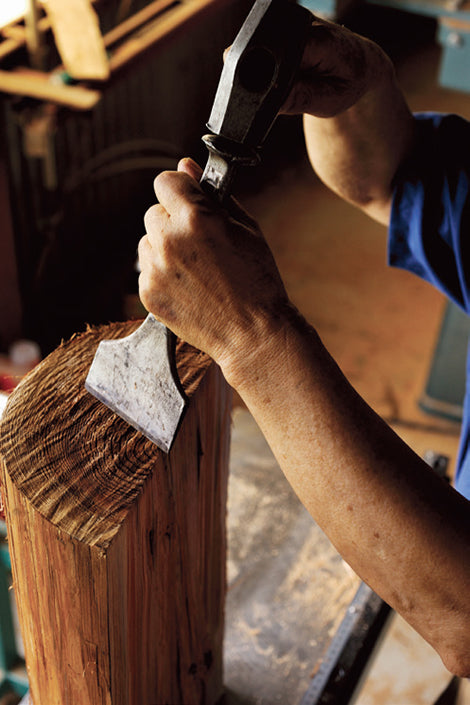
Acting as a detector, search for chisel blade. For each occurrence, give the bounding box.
[85,314,186,452]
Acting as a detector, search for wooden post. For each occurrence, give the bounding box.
[0,321,232,705]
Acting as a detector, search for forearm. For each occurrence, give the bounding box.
[221,308,470,675]
[139,161,470,676]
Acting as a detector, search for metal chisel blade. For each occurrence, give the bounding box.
[85,315,186,452]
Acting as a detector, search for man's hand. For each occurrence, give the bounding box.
[282,18,391,118]
[138,31,470,675]
[138,152,470,681]
[138,158,289,373]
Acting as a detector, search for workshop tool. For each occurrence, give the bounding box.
[300,582,392,705]
[85,0,312,451]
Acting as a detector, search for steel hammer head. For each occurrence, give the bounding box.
[207,0,312,151]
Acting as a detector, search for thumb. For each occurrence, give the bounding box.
[178,156,258,230]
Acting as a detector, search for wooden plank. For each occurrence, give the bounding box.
[0,17,50,61]
[439,15,470,30]
[0,0,221,108]
[108,0,227,72]
[0,68,101,109]
[0,37,21,62]
[25,0,44,69]
[1,25,29,41]
[0,320,231,704]
[42,0,109,80]
[102,0,180,48]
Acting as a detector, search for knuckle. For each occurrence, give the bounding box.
[183,202,205,231]
[137,239,152,274]
[182,197,222,234]
[160,234,175,262]
[153,169,174,190]
[138,273,152,304]
[137,237,145,258]
[143,204,163,232]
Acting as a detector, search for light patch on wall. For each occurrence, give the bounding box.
[0,0,27,28]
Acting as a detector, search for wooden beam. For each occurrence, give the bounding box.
[107,0,227,73]
[0,320,232,704]
[0,16,50,61]
[102,0,180,48]
[42,0,109,80]
[439,15,470,31]
[0,67,101,109]
[25,0,44,70]
[0,0,219,108]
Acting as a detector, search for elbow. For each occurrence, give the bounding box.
[435,626,470,678]
[440,648,470,679]
[423,612,470,678]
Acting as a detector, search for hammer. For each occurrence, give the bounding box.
[85,0,312,451]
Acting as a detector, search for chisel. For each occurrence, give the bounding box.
[85,0,312,451]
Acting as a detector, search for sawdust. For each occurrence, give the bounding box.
[224,408,360,704]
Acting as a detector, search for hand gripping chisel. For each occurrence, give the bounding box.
[85,0,312,452]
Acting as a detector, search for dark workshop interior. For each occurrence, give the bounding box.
[1,0,470,703]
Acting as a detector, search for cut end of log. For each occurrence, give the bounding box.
[0,320,212,547]
[0,319,231,704]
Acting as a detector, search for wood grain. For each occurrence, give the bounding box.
[0,320,232,704]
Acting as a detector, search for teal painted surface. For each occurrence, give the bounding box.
[438,22,470,93]
[0,522,28,697]
[299,0,470,92]
[366,0,470,22]
[298,0,340,17]
[0,557,17,672]
[0,676,29,698]
[300,0,470,21]
[420,301,470,421]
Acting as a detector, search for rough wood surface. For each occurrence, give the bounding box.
[0,321,232,705]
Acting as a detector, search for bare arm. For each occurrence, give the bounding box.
[138,164,470,677]
[283,19,415,225]
[227,310,470,677]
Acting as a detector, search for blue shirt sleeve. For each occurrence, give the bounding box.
[389,112,470,498]
[388,112,470,313]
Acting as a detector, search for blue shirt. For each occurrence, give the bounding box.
[388,112,470,499]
